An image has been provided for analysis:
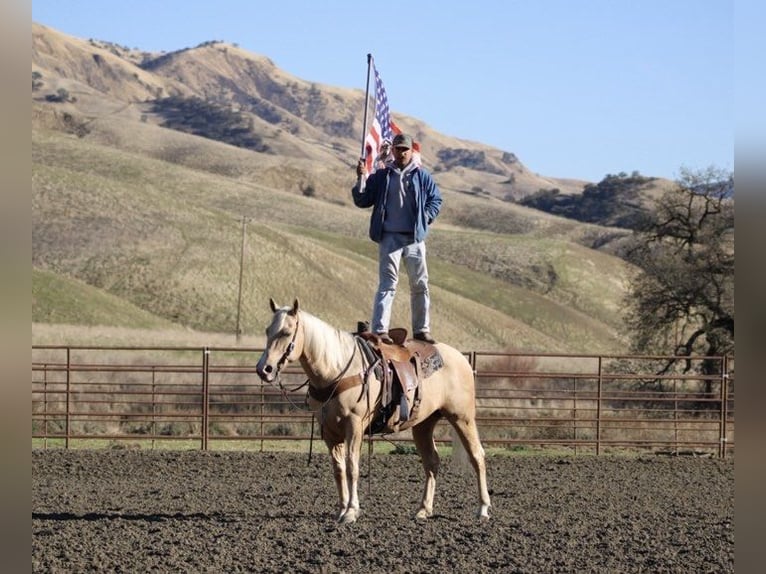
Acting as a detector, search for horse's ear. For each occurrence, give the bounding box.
[291,298,300,315]
[269,298,277,313]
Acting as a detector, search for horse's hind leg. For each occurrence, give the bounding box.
[448,415,491,521]
[411,412,442,519]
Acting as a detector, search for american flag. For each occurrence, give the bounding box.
[364,62,393,175]
[364,60,421,175]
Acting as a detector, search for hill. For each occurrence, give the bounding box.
[32,22,644,353]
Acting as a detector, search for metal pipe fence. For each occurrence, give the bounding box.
[32,346,734,457]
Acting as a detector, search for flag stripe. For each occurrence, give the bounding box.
[363,59,422,174]
[364,62,393,174]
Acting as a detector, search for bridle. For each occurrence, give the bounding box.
[273,313,300,380]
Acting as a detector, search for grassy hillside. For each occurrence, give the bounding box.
[32,268,178,330]
[32,22,590,200]
[31,22,644,354]
[32,126,633,353]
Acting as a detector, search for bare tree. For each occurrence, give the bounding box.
[624,166,734,376]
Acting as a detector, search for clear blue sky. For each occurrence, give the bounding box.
[32,0,734,182]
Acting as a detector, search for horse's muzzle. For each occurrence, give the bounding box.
[255,357,275,382]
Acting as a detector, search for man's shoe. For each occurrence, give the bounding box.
[414,332,436,344]
[377,332,394,344]
[356,321,370,334]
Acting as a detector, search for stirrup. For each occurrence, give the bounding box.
[399,394,409,422]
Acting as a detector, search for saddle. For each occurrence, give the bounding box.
[357,326,444,434]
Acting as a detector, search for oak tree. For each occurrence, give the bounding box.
[624,166,734,377]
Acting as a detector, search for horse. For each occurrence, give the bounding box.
[255,298,491,523]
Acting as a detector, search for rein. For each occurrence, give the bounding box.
[306,338,380,403]
[306,342,359,403]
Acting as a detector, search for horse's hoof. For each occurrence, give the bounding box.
[414,508,432,520]
[339,509,359,524]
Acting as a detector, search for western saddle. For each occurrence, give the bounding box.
[356,326,444,434]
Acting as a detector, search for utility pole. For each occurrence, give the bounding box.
[235,216,249,343]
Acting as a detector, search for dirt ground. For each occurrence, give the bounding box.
[33,449,733,573]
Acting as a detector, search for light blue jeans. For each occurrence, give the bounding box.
[371,232,430,335]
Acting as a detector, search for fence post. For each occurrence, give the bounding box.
[202,347,210,451]
[673,378,679,455]
[43,364,48,449]
[596,356,602,455]
[719,355,729,459]
[65,347,71,449]
[572,376,578,456]
[151,366,157,450]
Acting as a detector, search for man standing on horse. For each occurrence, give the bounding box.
[353,133,443,345]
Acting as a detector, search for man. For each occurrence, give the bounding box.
[352,133,442,344]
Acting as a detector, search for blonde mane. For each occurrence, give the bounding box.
[298,310,357,376]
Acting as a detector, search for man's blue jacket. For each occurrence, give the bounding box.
[352,165,442,243]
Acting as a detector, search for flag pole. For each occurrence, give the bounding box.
[356,54,373,188]
[359,53,373,159]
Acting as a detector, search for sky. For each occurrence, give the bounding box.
[31,0,735,183]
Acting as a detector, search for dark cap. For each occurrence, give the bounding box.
[392,133,413,149]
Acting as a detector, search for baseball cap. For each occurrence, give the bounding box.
[392,133,413,149]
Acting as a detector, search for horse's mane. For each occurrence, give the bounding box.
[298,310,357,374]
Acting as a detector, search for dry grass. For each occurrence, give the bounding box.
[32,124,635,352]
[32,323,263,348]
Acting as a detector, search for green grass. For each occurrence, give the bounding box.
[32,438,624,458]
[32,268,178,329]
[32,437,448,455]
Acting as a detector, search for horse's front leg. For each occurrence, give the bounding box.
[411,413,441,519]
[339,417,365,524]
[327,441,349,520]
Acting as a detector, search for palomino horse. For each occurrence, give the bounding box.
[255,298,491,523]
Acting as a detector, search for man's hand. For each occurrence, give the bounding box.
[356,159,365,177]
